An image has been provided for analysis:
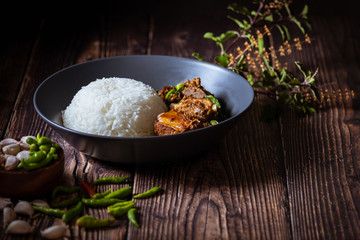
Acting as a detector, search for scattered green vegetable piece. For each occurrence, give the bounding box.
[210,120,219,125]
[51,197,80,208]
[23,151,46,164]
[94,189,112,199]
[39,144,52,153]
[76,215,115,229]
[107,201,135,210]
[20,152,53,171]
[29,143,39,152]
[32,205,65,218]
[104,186,132,199]
[165,89,175,100]
[82,198,125,208]
[205,95,221,109]
[26,137,38,145]
[108,201,135,217]
[62,201,84,223]
[133,186,162,199]
[175,83,184,91]
[38,136,52,145]
[92,176,128,185]
[52,185,80,199]
[127,208,140,227]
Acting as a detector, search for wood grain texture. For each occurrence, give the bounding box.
[0,1,359,239]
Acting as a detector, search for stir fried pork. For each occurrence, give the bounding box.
[154,78,222,136]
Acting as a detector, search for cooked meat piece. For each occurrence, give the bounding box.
[171,96,217,122]
[182,77,210,99]
[154,109,201,136]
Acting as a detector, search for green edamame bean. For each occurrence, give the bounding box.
[62,201,84,223]
[94,189,112,199]
[92,176,128,185]
[76,216,115,229]
[32,205,65,218]
[52,185,81,199]
[133,186,162,199]
[82,198,125,208]
[104,186,132,199]
[127,208,139,227]
[51,197,80,208]
[108,201,135,217]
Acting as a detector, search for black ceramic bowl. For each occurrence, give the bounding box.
[34,55,253,164]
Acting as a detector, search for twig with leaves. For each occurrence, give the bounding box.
[193,0,322,120]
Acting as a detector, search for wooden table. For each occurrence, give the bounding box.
[1,1,359,239]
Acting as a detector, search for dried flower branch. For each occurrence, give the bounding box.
[193,0,323,120]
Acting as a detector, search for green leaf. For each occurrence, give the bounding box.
[219,30,238,43]
[276,24,290,40]
[227,15,245,29]
[301,5,309,18]
[192,52,204,61]
[264,15,273,22]
[291,17,305,34]
[214,55,229,67]
[258,37,264,55]
[204,32,216,40]
[227,3,250,15]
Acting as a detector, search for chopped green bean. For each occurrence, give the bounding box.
[51,197,80,208]
[108,201,135,217]
[127,208,139,227]
[62,201,84,223]
[52,185,80,199]
[82,198,125,208]
[76,216,115,229]
[92,176,128,185]
[32,205,65,218]
[133,186,162,199]
[94,189,112,199]
[104,186,132,199]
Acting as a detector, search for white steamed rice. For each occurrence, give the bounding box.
[62,77,168,137]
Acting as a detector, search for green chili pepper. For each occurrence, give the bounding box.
[32,205,65,218]
[82,198,125,208]
[175,83,184,91]
[26,137,38,145]
[210,120,219,125]
[62,201,84,223]
[165,89,175,100]
[107,201,135,210]
[20,152,53,171]
[39,144,52,153]
[104,186,132,199]
[76,215,115,229]
[38,136,52,145]
[94,189,112,199]
[23,151,46,164]
[205,95,221,109]
[127,208,140,227]
[52,185,80,199]
[51,197,80,208]
[29,143,39,152]
[108,201,135,217]
[133,186,162,199]
[92,176,128,185]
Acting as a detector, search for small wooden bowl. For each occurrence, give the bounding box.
[0,148,64,198]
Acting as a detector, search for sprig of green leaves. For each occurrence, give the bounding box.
[193,0,318,120]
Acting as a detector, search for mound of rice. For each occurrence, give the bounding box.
[62,77,168,137]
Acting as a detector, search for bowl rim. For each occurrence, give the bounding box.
[33,55,254,140]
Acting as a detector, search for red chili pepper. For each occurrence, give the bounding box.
[81,181,95,198]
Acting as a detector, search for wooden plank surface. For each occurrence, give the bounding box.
[0,1,359,239]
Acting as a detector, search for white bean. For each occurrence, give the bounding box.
[0,138,18,147]
[5,155,20,170]
[5,220,32,234]
[31,199,50,208]
[40,225,67,239]
[2,143,21,155]
[0,197,12,209]
[3,207,17,228]
[16,150,30,161]
[14,201,34,218]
